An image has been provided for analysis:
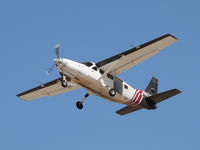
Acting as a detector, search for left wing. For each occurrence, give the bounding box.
[17,78,81,101]
[96,34,178,75]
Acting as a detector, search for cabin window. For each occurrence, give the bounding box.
[107,73,113,80]
[100,69,104,74]
[124,84,128,89]
[92,66,97,71]
[82,62,93,67]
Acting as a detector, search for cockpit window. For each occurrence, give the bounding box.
[82,62,93,67]
[92,66,97,71]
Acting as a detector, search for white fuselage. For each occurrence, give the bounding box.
[54,58,149,106]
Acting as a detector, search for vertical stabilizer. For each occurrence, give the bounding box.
[145,77,158,95]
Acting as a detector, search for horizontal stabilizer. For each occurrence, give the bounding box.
[149,89,181,103]
[116,105,143,116]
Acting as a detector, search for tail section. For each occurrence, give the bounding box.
[141,77,181,110]
[141,88,181,109]
[145,76,158,95]
[116,77,181,115]
[116,89,181,115]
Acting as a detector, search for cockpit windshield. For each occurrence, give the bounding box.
[82,62,93,67]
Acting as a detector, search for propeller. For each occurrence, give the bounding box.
[46,64,55,75]
[46,44,60,75]
[55,44,60,59]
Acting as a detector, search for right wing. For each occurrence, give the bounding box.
[116,105,143,116]
[96,34,178,76]
[17,78,81,101]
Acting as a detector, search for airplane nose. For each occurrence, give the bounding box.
[53,59,62,65]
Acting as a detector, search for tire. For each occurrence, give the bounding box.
[61,80,67,87]
[109,88,116,97]
[76,101,83,110]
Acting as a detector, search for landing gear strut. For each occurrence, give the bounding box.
[76,93,89,110]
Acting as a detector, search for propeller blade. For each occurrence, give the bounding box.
[46,44,60,75]
[55,44,60,59]
[46,64,55,75]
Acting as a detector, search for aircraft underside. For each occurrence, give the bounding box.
[17,34,181,115]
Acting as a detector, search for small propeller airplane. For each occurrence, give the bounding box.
[17,34,181,115]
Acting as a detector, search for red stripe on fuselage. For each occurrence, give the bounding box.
[130,90,143,105]
[135,91,143,104]
[128,89,138,104]
[132,92,140,104]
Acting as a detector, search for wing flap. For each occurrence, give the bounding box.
[17,78,81,101]
[116,105,143,115]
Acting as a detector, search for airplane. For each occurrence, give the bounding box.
[17,34,181,115]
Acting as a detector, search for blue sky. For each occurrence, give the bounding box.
[0,0,199,149]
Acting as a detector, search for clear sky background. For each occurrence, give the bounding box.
[0,0,199,149]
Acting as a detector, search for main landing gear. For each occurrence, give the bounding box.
[76,93,89,110]
[109,88,116,97]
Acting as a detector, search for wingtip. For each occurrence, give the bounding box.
[115,111,125,116]
[175,89,182,94]
[167,34,179,40]
[172,88,182,95]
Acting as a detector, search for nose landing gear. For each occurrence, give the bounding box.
[61,75,68,87]
[76,93,89,110]
[61,80,68,87]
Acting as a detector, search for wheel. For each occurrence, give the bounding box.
[76,101,83,110]
[109,88,116,97]
[61,80,67,87]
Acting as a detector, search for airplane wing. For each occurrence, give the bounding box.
[116,105,143,116]
[96,34,178,75]
[17,78,81,101]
